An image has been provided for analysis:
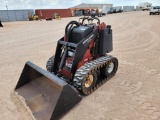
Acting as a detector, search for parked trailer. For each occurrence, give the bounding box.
[113,6,123,13]
[35,9,72,19]
[139,2,152,11]
[136,6,141,11]
[123,6,134,12]
[107,6,122,14]
[102,6,112,14]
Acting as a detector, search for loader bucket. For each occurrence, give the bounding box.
[15,61,82,120]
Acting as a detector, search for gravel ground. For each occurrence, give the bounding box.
[0,11,160,120]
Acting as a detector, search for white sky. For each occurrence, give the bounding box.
[0,0,160,10]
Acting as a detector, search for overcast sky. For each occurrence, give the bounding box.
[0,0,160,10]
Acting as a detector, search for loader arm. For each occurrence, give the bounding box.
[53,28,98,76]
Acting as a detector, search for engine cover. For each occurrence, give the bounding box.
[70,26,92,44]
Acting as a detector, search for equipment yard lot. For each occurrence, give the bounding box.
[0,11,160,120]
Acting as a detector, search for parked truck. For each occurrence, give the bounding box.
[149,6,160,15]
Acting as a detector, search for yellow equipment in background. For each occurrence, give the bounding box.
[53,13,61,20]
[28,12,40,21]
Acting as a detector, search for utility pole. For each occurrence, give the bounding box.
[6,5,10,22]
[6,5,8,10]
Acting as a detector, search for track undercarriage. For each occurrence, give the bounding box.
[73,56,118,95]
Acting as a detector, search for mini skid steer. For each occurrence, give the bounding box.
[15,17,118,120]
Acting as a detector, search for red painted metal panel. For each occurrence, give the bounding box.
[35,9,72,19]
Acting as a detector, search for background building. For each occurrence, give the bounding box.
[123,6,135,12]
[0,10,34,22]
[1,2,152,22]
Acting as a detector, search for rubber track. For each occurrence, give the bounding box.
[73,55,118,95]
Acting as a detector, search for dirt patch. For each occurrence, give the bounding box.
[0,11,160,120]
